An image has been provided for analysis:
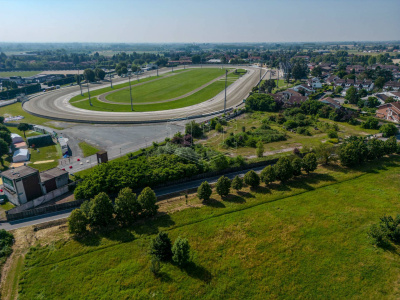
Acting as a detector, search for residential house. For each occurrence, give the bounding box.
[383,81,400,91]
[307,77,322,89]
[376,102,400,123]
[319,97,341,109]
[326,75,339,85]
[292,85,314,96]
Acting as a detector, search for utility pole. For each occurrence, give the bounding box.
[78,68,83,96]
[156,66,159,77]
[277,67,279,88]
[224,69,228,114]
[258,67,262,94]
[110,72,113,88]
[87,83,92,106]
[172,65,174,72]
[129,75,133,111]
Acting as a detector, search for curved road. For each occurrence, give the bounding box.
[23,65,266,124]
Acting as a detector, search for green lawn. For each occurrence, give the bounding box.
[71,73,240,112]
[0,103,62,128]
[17,156,400,299]
[29,144,61,171]
[0,71,40,77]
[78,142,100,157]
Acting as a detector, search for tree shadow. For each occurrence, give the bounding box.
[255,186,272,195]
[203,198,225,208]
[237,191,255,198]
[223,194,246,203]
[268,182,291,192]
[132,212,176,236]
[181,261,212,284]
[73,232,102,247]
[157,271,173,283]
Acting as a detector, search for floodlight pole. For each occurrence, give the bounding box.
[129,75,133,111]
[87,83,92,106]
[157,66,159,77]
[258,67,261,94]
[224,69,228,113]
[78,68,83,96]
[172,65,174,73]
[110,72,113,88]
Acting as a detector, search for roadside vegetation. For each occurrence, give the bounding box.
[78,142,100,157]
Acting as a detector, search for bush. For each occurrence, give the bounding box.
[274,157,293,182]
[215,123,223,133]
[260,165,276,185]
[369,215,400,247]
[256,141,264,158]
[244,170,260,188]
[0,230,14,259]
[231,175,243,191]
[150,232,173,261]
[302,153,318,174]
[198,181,212,201]
[149,257,161,276]
[172,237,190,267]
[68,209,88,236]
[245,94,278,112]
[327,130,338,139]
[138,187,158,217]
[361,117,380,130]
[216,176,231,197]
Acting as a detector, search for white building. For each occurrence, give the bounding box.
[11,133,24,144]
[12,149,29,163]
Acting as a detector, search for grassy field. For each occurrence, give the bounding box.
[71,73,240,112]
[105,68,227,104]
[78,142,100,157]
[0,103,63,128]
[12,156,400,299]
[0,71,40,77]
[200,111,379,157]
[29,144,61,171]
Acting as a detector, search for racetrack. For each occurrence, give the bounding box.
[23,65,269,124]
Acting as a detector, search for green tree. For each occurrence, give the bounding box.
[83,69,95,82]
[172,237,190,267]
[345,86,359,104]
[0,139,8,166]
[185,121,202,138]
[114,187,141,226]
[311,65,322,77]
[131,65,139,73]
[302,153,318,174]
[17,123,30,138]
[292,62,307,80]
[210,154,229,171]
[231,175,243,191]
[244,170,260,188]
[335,86,343,94]
[0,131,11,145]
[315,143,336,165]
[215,123,223,133]
[256,141,264,158]
[121,67,128,75]
[275,157,294,182]
[191,55,201,64]
[215,176,231,197]
[94,68,106,80]
[361,117,380,130]
[260,165,276,185]
[384,136,399,154]
[88,192,114,227]
[380,123,398,137]
[0,116,4,124]
[150,231,173,261]
[374,76,386,89]
[197,181,212,202]
[292,157,303,176]
[138,187,158,217]
[68,209,88,236]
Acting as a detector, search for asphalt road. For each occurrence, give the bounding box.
[1,165,266,231]
[23,65,267,124]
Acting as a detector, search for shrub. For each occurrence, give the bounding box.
[0,230,14,259]
[172,237,190,267]
[215,123,223,133]
[138,187,158,217]
[260,165,276,185]
[68,209,88,236]
[292,157,303,176]
[275,157,293,182]
[216,176,231,197]
[256,141,264,158]
[327,130,338,139]
[361,117,380,130]
[231,176,243,191]
[198,181,212,201]
[150,232,173,261]
[302,153,318,174]
[149,257,161,276]
[380,123,398,137]
[244,170,260,188]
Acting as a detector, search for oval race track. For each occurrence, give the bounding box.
[23,65,265,124]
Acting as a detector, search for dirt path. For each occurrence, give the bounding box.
[246,146,303,159]
[97,70,234,105]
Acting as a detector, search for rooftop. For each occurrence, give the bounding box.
[1,165,38,180]
[40,168,68,182]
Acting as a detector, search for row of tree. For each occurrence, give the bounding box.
[197,153,318,201]
[68,187,158,235]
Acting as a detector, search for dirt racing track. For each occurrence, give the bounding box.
[23,65,267,124]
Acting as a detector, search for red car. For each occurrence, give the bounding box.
[69,166,73,169]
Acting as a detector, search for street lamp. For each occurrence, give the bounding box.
[224,69,228,113]
[87,83,92,106]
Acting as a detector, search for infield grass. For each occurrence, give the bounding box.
[15,156,400,299]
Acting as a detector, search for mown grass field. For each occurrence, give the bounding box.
[0,71,40,77]
[29,143,61,171]
[15,156,400,299]
[105,68,227,104]
[78,142,100,157]
[71,73,240,112]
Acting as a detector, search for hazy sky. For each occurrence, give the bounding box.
[1,0,399,43]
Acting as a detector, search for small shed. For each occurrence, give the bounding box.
[27,134,53,148]
[11,133,24,144]
[12,149,30,162]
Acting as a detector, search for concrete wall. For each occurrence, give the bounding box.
[7,185,69,214]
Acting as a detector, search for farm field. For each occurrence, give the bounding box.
[9,156,400,299]
[71,72,240,112]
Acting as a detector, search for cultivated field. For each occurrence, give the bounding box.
[6,156,400,299]
[0,71,40,77]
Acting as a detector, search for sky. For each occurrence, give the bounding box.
[0,0,399,43]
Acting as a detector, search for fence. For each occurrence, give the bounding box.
[0,99,17,107]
